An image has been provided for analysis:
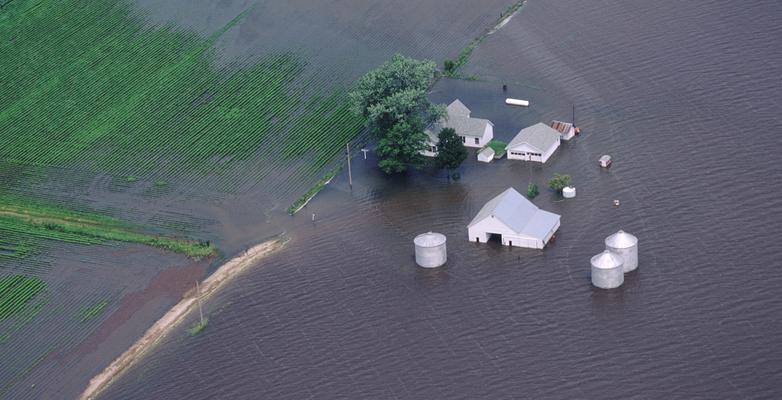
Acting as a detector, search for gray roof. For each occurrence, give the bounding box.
[605,230,638,248]
[591,250,624,269]
[428,99,492,141]
[414,232,447,247]
[446,99,471,117]
[468,188,560,240]
[507,123,561,152]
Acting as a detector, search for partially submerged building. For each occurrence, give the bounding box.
[423,99,494,157]
[550,120,576,141]
[467,187,560,249]
[506,123,561,163]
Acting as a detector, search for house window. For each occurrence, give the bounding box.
[461,136,466,143]
[474,137,479,145]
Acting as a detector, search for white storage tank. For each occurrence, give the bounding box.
[562,186,576,198]
[591,250,624,289]
[414,232,447,268]
[605,230,638,272]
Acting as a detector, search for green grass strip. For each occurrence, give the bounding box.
[0,200,215,258]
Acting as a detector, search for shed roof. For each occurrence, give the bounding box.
[468,188,560,240]
[507,123,561,152]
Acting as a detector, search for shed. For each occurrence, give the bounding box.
[550,120,576,141]
[477,147,495,163]
[506,123,561,163]
[467,187,560,249]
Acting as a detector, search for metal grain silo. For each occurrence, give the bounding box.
[605,230,638,272]
[591,250,624,289]
[414,232,447,268]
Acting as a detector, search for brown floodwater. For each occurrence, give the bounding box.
[102,1,782,399]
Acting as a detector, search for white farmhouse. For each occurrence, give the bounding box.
[467,187,560,249]
[506,122,561,163]
[422,99,494,157]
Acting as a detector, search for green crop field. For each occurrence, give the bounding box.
[0,197,215,258]
[0,0,366,252]
[0,275,46,321]
[0,0,363,194]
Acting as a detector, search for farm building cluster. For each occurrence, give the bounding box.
[422,99,577,164]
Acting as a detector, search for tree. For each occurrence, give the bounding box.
[350,54,443,136]
[435,127,467,177]
[375,120,428,174]
[443,59,456,76]
[349,54,445,174]
[548,173,572,193]
[527,182,539,199]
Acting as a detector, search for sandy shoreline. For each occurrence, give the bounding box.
[78,236,287,400]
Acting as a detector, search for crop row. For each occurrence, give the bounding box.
[0,275,46,321]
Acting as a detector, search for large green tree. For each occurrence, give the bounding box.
[375,120,428,174]
[350,54,444,173]
[434,127,467,177]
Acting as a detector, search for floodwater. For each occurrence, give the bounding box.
[100,0,782,399]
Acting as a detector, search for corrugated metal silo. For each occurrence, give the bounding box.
[605,230,638,272]
[414,232,447,268]
[591,250,624,289]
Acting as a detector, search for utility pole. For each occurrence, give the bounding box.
[346,142,353,189]
[572,104,576,127]
[196,280,204,325]
[361,148,369,160]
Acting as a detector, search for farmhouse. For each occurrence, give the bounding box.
[467,187,560,249]
[422,99,494,157]
[506,123,561,163]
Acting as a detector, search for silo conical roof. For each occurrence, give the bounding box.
[591,250,624,269]
[414,232,446,247]
[605,230,638,249]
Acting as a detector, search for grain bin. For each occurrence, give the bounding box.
[591,250,624,289]
[414,232,447,268]
[605,230,638,272]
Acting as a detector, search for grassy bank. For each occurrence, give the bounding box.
[0,200,215,258]
[287,167,341,215]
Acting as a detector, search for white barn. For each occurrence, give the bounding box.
[422,99,494,157]
[467,188,560,249]
[506,122,561,163]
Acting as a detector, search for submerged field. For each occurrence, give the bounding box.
[1,0,521,397]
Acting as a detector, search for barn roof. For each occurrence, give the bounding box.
[468,188,560,240]
[507,123,561,152]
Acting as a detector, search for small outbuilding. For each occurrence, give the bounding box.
[550,120,576,141]
[422,99,494,157]
[506,123,561,163]
[477,147,495,163]
[467,187,560,249]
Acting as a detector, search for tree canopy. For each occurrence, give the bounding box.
[350,54,444,174]
[548,173,572,192]
[435,127,467,174]
[375,120,428,174]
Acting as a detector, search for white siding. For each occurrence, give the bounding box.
[467,217,544,249]
[506,141,560,163]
